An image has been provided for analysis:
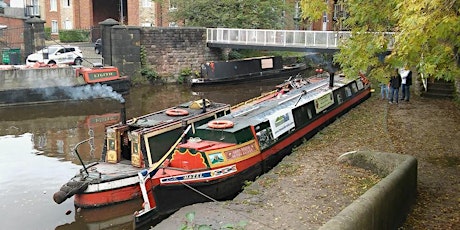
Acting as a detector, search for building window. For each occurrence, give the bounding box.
[50,0,57,11]
[25,0,40,17]
[32,0,40,15]
[51,20,58,34]
[142,0,151,8]
[62,0,71,8]
[169,0,177,11]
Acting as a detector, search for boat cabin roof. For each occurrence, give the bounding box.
[109,100,230,131]
[196,75,354,133]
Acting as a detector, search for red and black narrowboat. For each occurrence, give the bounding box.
[134,72,371,228]
[53,99,231,208]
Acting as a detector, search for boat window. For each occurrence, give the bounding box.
[345,86,352,97]
[256,127,275,150]
[350,82,358,93]
[337,94,343,104]
[293,102,314,127]
[356,80,364,90]
[107,138,115,150]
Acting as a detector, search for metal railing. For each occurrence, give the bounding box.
[207,28,394,51]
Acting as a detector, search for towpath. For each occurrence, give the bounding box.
[155,89,460,229]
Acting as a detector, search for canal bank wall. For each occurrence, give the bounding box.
[321,151,418,230]
[0,66,79,91]
[154,151,417,229]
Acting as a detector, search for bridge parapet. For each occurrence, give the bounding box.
[207,28,394,52]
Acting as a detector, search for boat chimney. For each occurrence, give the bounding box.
[121,102,127,125]
[182,120,187,144]
[202,98,206,113]
[329,72,334,88]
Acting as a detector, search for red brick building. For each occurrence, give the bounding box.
[1,0,344,36]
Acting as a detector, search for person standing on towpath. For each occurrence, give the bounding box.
[389,68,402,104]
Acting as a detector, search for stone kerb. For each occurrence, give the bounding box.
[320,151,418,230]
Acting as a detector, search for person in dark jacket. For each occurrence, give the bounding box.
[404,69,412,101]
[389,69,402,104]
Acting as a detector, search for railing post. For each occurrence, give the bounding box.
[314,32,316,47]
[304,31,307,47]
[284,30,286,46]
[264,30,266,46]
[293,31,296,46]
[238,29,240,43]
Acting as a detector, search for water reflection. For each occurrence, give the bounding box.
[0,78,296,230]
[56,198,143,230]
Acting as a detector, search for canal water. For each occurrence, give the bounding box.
[0,79,290,230]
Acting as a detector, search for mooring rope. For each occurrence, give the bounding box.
[164,171,277,230]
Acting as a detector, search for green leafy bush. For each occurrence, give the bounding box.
[59,29,90,42]
[140,67,159,83]
[44,27,52,40]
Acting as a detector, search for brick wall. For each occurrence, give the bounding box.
[0,16,23,28]
[75,0,92,28]
[140,27,220,79]
[127,0,140,26]
[0,17,25,51]
[107,26,221,80]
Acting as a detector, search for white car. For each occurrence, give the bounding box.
[26,45,83,66]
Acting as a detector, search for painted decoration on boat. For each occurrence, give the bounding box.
[170,149,207,169]
[160,165,237,184]
[209,152,225,164]
[207,141,260,166]
[314,92,334,113]
[224,142,258,160]
[88,70,118,81]
[268,109,295,139]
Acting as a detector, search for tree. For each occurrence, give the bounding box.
[300,0,460,82]
[170,0,289,29]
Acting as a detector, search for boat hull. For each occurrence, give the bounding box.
[74,176,141,208]
[54,162,143,208]
[134,86,371,229]
[54,101,231,209]
[191,63,306,86]
[163,89,371,212]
